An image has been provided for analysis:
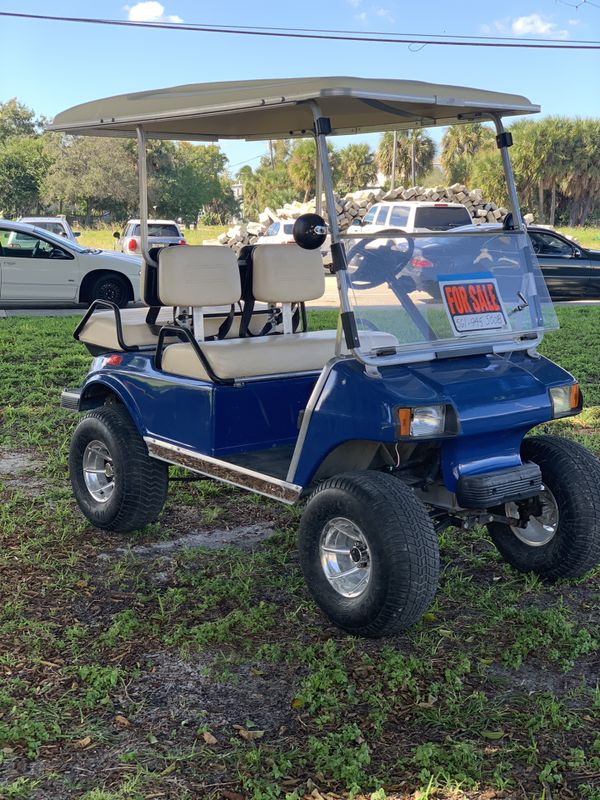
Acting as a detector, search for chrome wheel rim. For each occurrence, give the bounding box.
[319,517,372,598]
[506,485,559,547]
[83,440,115,503]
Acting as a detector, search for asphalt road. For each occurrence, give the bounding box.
[1,276,599,316]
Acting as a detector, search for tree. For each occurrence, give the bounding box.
[0,99,39,143]
[440,123,495,185]
[377,130,435,186]
[0,135,51,216]
[239,160,296,219]
[288,139,318,201]
[336,143,376,193]
[43,136,138,223]
[156,142,230,223]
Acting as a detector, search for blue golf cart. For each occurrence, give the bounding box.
[54,78,600,636]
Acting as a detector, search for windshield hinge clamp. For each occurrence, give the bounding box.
[314,116,332,136]
[496,131,513,149]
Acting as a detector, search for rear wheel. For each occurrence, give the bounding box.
[90,273,130,308]
[299,471,439,637]
[488,435,600,579]
[69,405,168,532]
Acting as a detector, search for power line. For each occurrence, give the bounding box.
[1,10,600,48]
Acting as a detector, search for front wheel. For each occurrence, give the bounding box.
[69,405,168,532]
[299,471,439,637]
[90,274,130,308]
[488,435,600,579]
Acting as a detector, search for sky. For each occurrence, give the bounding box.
[1,0,599,172]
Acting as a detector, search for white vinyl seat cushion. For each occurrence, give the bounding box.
[77,306,277,351]
[158,245,241,307]
[160,330,399,381]
[252,244,325,303]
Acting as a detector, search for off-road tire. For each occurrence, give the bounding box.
[488,435,600,579]
[299,471,439,637]
[90,274,129,308]
[69,405,168,532]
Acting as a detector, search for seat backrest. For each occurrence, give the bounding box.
[252,244,325,334]
[158,245,241,341]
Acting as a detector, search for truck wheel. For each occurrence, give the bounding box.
[488,435,600,579]
[298,471,439,637]
[90,274,129,308]
[69,405,168,532]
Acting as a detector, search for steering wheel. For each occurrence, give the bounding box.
[346,229,415,289]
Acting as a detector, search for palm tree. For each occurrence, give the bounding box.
[440,123,495,185]
[377,129,435,187]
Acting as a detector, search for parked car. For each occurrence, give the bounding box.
[258,219,333,269]
[17,215,81,242]
[372,223,600,302]
[256,219,295,244]
[349,201,472,233]
[115,219,186,254]
[0,220,140,307]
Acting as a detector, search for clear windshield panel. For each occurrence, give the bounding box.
[343,230,558,360]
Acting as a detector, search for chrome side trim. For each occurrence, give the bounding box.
[145,437,303,504]
[286,357,342,484]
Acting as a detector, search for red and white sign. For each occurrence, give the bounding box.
[439,274,509,335]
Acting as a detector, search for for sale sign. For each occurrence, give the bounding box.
[438,272,509,335]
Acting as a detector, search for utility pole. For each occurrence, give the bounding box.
[390,130,398,191]
[268,140,274,169]
[410,132,416,186]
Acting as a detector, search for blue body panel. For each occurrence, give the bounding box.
[82,354,316,455]
[79,350,574,492]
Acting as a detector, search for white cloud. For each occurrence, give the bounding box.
[375,6,394,20]
[568,18,581,25]
[124,2,183,23]
[511,13,568,38]
[347,0,363,6]
[355,11,368,21]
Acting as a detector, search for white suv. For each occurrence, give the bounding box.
[350,201,472,233]
[116,219,186,255]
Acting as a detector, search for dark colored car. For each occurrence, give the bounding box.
[527,227,600,300]
[395,225,600,301]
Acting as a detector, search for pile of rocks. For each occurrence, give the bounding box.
[215,184,509,252]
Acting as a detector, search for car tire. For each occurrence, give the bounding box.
[90,274,130,308]
[69,405,168,532]
[298,470,439,637]
[488,435,600,579]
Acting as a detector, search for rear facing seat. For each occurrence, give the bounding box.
[159,244,398,382]
[75,247,264,352]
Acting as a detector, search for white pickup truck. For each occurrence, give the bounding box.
[349,201,472,233]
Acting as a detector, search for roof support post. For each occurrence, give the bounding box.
[491,114,524,232]
[308,101,360,353]
[136,125,158,270]
[492,114,544,330]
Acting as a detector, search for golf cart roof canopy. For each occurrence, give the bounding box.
[48,76,539,141]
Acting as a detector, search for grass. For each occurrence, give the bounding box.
[72,225,600,252]
[557,227,600,249]
[0,308,600,798]
[77,225,228,250]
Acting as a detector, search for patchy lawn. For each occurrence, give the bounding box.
[0,309,599,800]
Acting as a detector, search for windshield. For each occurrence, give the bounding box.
[413,206,472,231]
[25,227,89,253]
[133,223,180,237]
[343,230,557,362]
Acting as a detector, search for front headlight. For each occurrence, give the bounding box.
[550,383,581,418]
[397,405,447,437]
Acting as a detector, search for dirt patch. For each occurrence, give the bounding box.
[116,523,276,556]
[0,448,45,495]
[132,651,300,738]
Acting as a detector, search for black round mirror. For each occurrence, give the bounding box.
[502,212,515,231]
[293,213,328,250]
